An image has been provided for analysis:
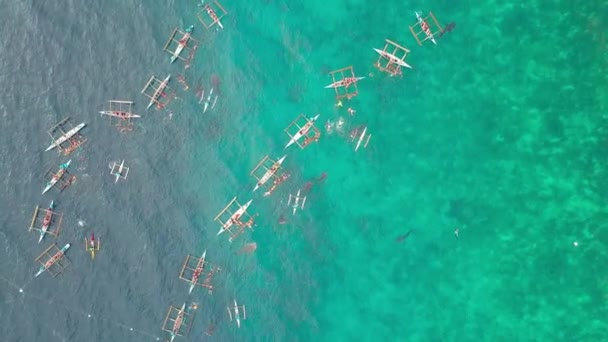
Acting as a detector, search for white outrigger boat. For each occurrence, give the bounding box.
[252,155,286,192]
[35,243,70,278]
[416,11,436,44]
[227,299,246,328]
[161,302,196,342]
[42,160,72,194]
[179,251,219,295]
[188,251,206,294]
[327,66,364,100]
[285,114,320,149]
[29,201,63,243]
[37,200,54,243]
[99,100,140,119]
[143,74,171,109]
[288,190,306,215]
[203,87,218,113]
[217,200,253,235]
[373,48,412,68]
[198,1,226,30]
[409,11,443,46]
[171,25,194,63]
[168,303,187,342]
[353,126,372,152]
[109,160,129,183]
[324,76,365,89]
[45,123,86,152]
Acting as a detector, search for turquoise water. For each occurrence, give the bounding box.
[1,0,607,341]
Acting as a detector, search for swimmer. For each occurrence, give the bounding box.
[347,108,356,116]
[335,100,343,107]
[336,117,345,132]
[278,215,287,225]
[454,227,460,238]
[325,120,334,134]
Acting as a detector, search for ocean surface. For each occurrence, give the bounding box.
[1,0,607,341]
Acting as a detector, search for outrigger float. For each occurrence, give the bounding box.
[109,160,129,183]
[288,189,306,215]
[161,303,196,342]
[197,0,227,30]
[325,66,364,100]
[141,74,173,110]
[99,100,140,132]
[163,25,199,65]
[28,201,63,243]
[350,125,372,152]
[409,11,443,46]
[45,118,87,155]
[178,250,221,295]
[250,155,289,196]
[34,243,71,278]
[373,39,412,76]
[84,232,100,259]
[215,197,255,242]
[42,160,75,194]
[227,299,246,328]
[284,113,321,149]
